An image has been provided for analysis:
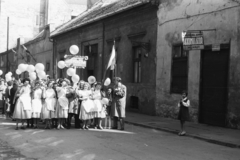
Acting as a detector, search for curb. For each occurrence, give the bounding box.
[125,120,240,149]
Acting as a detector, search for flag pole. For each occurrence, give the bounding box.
[102,40,115,84]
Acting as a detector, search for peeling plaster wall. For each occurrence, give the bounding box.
[156,0,240,128]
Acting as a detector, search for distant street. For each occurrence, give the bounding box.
[0,117,239,160]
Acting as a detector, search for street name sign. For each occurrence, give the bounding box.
[182,31,204,50]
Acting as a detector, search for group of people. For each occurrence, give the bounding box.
[0,76,127,131]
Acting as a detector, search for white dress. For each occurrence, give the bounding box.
[56,87,68,118]
[32,88,43,118]
[92,90,106,118]
[13,85,32,119]
[42,88,57,119]
[78,90,95,120]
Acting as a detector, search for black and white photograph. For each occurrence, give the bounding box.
[0,0,240,159]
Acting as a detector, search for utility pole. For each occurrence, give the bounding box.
[6,17,9,72]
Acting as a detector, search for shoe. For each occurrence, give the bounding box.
[57,125,61,130]
[34,126,38,129]
[98,126,103,130]
[84,126,89,130]
[60,125,65,129]
[180,131,186,136]
[178,131,182,136]
[112,127,118,129]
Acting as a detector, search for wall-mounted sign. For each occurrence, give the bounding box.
[212,44,220,51]
[64,55,88,68]
[182,31,204,50]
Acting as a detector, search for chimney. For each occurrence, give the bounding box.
[87,0,99,9]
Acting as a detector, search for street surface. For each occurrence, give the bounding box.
[0,117,240,160]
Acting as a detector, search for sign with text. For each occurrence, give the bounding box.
[64,55,88,68]
[183,31,204,50]
[212,44,220,51]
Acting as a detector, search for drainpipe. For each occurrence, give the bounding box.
[102,21,105,81]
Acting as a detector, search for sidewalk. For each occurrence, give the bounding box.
[125,112,240,148]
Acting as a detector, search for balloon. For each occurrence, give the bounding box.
[16,69,22,75]
[38,70,46,79]
[104,78,111,86]
[35,63,45,71]
[88,76,96,84]
[27,64,35,72]
[101,98,109,105]
[6,76,12,82]
[71,74,80,83]
[30,74,37,80]
[0,70,2,75]
[8,72,12,76]
[67,68,75,76]
[69,45,79,55]
[29,72,36,76]
[18,63,28,72]
[58,61,66,69]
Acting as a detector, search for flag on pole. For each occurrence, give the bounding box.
[107,43,116,70]
[22,45,30,53]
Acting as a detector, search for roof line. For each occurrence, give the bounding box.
[50,1,148,38]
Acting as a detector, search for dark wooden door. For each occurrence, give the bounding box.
[199,49,229,127]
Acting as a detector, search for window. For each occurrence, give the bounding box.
[171,45,189,94]
[133,47,142,83]
[84,44,98,78]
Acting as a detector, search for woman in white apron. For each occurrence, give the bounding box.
[31,81,45,129]
[56,79,69,129]
[13,78,32,130]
[78,83,95,129]
[42,81,57,129]
[92,83,106,130]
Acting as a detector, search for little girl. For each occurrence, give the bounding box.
[178,91,190,136]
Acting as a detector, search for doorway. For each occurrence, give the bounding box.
[199,48,229,127]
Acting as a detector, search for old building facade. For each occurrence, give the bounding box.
[51,0,159,115]
[156,0,240,129]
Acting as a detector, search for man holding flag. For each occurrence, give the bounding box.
[104,41,127,130]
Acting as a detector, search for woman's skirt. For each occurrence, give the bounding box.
[178,106,190,121]
[79,100,96,120]
[42,98,56,119]
[13,99,32,120]
[56,102,68,118]
[32,99,43,118]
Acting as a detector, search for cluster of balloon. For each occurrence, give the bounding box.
[104,78,111,86]
[0,70,3,76]
[5,72,12,82]
[57,45,80,84]
[88,76,96,84]
[16,63,46,81]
